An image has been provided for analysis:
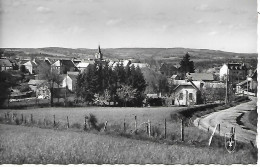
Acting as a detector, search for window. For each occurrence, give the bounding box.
[179,93,183,100]
[189,93,193,100]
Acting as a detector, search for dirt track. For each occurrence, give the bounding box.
[194,96,257,145]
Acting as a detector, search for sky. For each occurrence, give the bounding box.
[0,0,258,53]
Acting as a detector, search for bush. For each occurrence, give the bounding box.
[71,123,82,129]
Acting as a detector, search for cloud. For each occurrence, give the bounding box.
[66,26,86,34]
[106,19,122,26]
[208,31,217,36]
[36,6,52,13]
[194,4,223,13]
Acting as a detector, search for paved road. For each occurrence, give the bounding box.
[194,96,257,145]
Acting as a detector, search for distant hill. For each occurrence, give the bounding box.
[3,47,257,69]
[4,47,257,60]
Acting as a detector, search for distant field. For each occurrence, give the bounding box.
[0,124,256,164]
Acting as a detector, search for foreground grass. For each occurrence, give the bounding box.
[0,124,256,164]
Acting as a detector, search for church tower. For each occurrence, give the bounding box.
[95,45,103,60]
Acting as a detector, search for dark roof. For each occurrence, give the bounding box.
[173,80,200,92]
[60,60,75,67]
[189,73,214,81]
[227,63,246,70]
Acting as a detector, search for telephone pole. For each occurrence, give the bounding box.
[225,71,229,104]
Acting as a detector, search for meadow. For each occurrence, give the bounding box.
[0,124,257,164]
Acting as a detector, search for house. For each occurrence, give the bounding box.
[219,63,247,83]
[172,80,202,106]
[131,63,150,69]
[22,60,38,74]
[168,74,181,84]
[76,62,90,73]
[60,73,78,91]
[51,59,76,74]
[236,69,257,95]
[189,73,214,82]
[0,59,13,71]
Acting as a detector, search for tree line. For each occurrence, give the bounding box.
[75,62,147,107]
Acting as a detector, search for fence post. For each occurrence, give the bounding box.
[164,118,167,139]
[31,114,33,123]
[218,124,221,135]
[104,121,108,131]
[44,118,46,127]
[123,119,126,132]
[53,115,56,127]
[21,114,23,123]
[84,116,87,130]
[25,116,27,124]
[4,113,6,119]
[208,124,218,146]
[11,113,14,122]
[181,119,184,141]
[134,115,137,134]
[148,119,151,137]
[67,116,69,128]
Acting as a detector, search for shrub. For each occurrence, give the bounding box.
[71,123,82,129]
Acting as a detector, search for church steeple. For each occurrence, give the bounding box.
[98,45,103,60]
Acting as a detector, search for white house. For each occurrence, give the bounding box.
[23,60,37,74]
[172,80,202,106]
[131,63,150,69]
[61,74,73,91]
[76,62,90,73]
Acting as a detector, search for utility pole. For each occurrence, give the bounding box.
[64,74,67,107]
[225,71,229,104]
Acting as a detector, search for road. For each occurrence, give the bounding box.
[194,96,257,145]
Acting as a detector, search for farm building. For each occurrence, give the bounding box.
[0,59,13,71]
[172,80,202,106]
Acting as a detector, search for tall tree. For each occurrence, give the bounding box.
[179,52,195,77]
[38,63,62,106]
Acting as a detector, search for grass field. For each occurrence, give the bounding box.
[0,124,257,164]
[0,107,185,135]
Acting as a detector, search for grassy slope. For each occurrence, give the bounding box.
[0,124,256,164]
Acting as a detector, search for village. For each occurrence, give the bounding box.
[0,46,257,108]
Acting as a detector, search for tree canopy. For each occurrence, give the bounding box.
[75,62,147,106]
[179,52,195,76]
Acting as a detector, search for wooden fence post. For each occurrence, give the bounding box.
[25,116,27,124]
[67,116,69,128]
[44,118,46,127]
[104,121,108,131]
[53,115,56,127]
[134,115,137,134]
[148,119,151,137]
[181,119,184,141]
[123,119,126,132]
[218,124,221,135]
[164,118,167,139]
[21,114,23,123]
[4,113,6,119]
[84,116,87,130]
[208,124,218,146]
[11,113,14,122]
[31,114,33,123]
